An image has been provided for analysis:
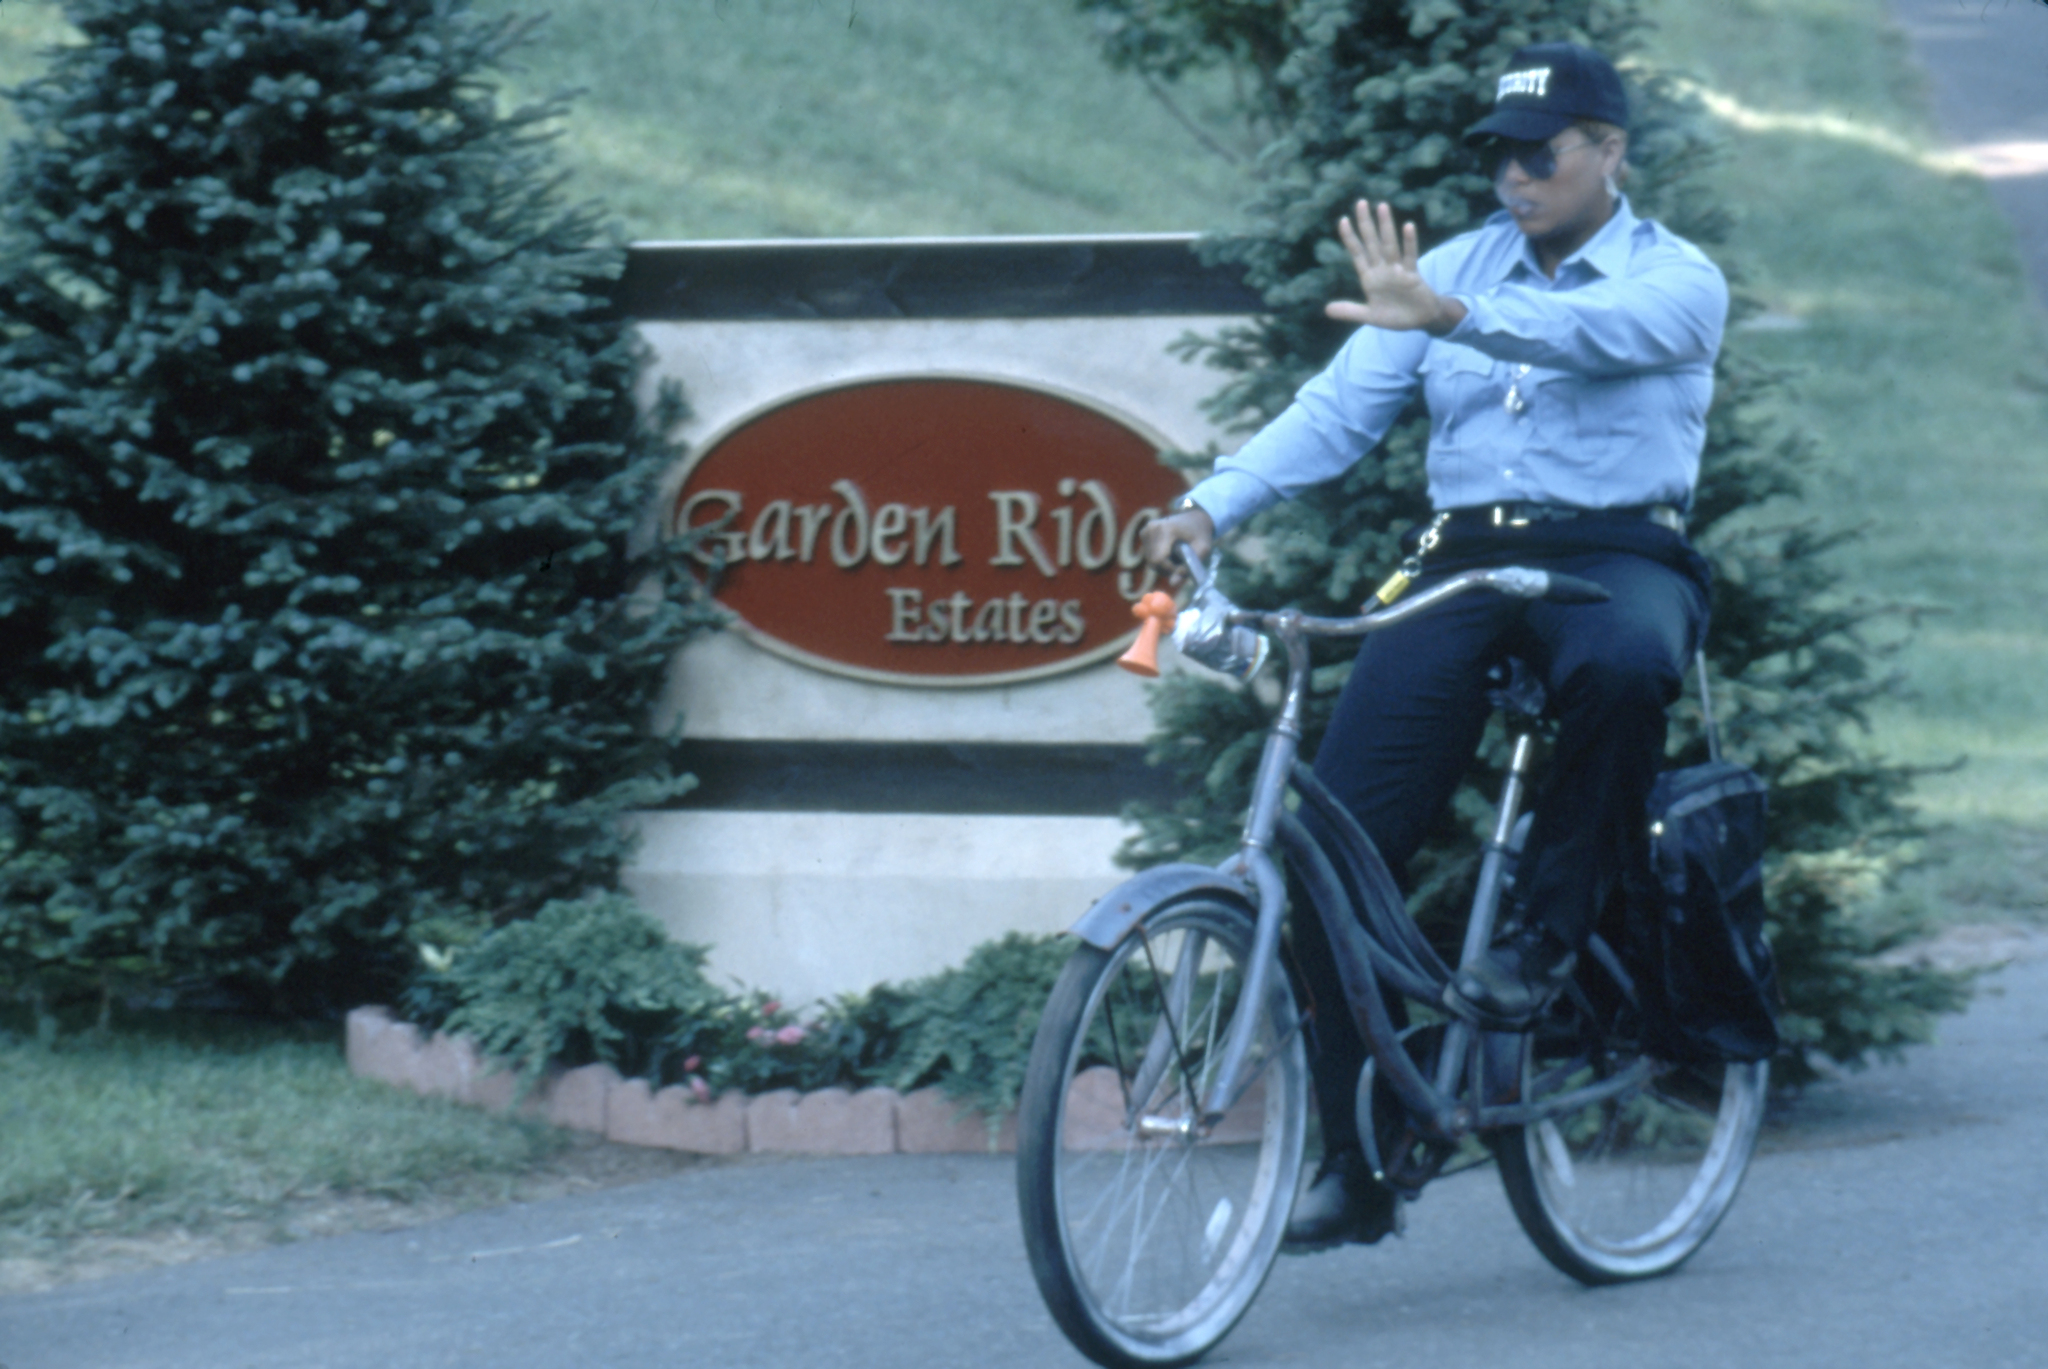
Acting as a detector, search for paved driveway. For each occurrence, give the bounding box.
[4,951,2042,1369]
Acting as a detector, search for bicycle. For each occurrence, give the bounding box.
[1014,550,1769,1369]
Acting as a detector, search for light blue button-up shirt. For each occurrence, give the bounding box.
[1187,197,1729,535]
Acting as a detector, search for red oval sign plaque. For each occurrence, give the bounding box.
[673,378,1185,685]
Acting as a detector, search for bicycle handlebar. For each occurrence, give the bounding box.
[1144,546,1610,682]
[1235,566,1610,641]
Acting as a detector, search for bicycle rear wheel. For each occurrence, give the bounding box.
[1016,897,1308,1369]
[1495,1004,1768,1285]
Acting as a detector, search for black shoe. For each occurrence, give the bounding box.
[1444,927,1578,1029]
[1281,1148,1404,1254]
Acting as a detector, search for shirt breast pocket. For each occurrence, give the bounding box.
[1560,373,1649,445]
[1421,345,1495,446]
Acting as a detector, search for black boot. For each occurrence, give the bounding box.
[1444,925,1577,1029]
[1281,1147,1403,1254]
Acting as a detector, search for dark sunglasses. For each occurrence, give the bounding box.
[1481,136,1597,181]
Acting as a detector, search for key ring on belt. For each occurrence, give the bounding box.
[1370,510,1452,607]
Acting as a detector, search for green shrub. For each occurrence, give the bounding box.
[0,0,713,1016]
[1074,0,1972,1080]
[673,987,910,1100]
[873,932,1074,1116]
[413,896,1071,1115]
[432,895,722,1085]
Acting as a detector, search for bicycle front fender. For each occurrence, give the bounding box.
[1068,862,1255,950]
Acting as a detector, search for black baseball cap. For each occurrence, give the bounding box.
[1462,42,1629,145]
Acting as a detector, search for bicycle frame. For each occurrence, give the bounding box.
[1157,562,1655,1148]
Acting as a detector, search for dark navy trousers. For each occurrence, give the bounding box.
[1291,543,1708,1152]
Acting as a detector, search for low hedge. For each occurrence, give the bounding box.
[401,895,1072,1117]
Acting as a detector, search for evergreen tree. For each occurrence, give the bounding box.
[0,0,712,1015]
[1078,0,1969,1076]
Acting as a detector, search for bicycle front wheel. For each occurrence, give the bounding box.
[1016,897,1308,1369]
[1495,1015,1768,1285]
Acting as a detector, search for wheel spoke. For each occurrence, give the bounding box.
[1019,899,1308,1363]
[1134,926,1206,1123]
[1535,1119,1576,1188]
[1501,1019,1768,1285]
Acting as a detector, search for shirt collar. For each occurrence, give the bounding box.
[1572,194,1638,278]
[1491,194,1639,283]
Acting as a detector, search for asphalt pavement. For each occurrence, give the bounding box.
[3,949,2043,1369]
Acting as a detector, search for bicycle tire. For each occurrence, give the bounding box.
[1494,1002,1768,1285]
[1016,896,1308,1368]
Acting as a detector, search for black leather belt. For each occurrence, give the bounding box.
[1447,502,1687,535]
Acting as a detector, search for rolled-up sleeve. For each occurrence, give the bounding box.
[1444,250,1727,377]
[1189,326,1429,535]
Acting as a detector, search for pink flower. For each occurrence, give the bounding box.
[688,1076,711,1104]
[681,1055,702,1074]
[746,1025,767,1043]
[775,1023,807,1046]
[761,1000,781,1016]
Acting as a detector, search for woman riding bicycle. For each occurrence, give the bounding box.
[1140,41,1729,1252]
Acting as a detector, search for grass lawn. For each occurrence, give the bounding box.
[0,1009,706,1293]
[454,0,1253,239]
[1,0,1254,239]
[1638,0,2048,923]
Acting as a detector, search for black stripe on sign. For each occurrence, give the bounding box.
[616,235,1265,321]
[672,741,1181,817]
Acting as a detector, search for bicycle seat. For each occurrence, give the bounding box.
[1487,657,1548,728]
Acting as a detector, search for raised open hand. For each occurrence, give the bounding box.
[1324,200,1464,335]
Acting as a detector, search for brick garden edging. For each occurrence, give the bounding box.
[345,1006,1017,1155]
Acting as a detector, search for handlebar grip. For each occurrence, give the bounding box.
[1541,572,1612,604]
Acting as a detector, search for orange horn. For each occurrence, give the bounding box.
[1117,591,1180,678]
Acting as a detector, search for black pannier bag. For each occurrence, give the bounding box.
[1635,758,1782,1064]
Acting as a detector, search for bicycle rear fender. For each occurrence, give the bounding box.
[1068,863,1255,950]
